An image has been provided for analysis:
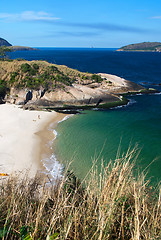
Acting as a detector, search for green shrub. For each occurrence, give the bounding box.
[0,80,8,99]
[21,63,32,73]
[56,74,73,86]
[16,58,25,61]
[32,63,39,70]
[21,63,37,75]
[91,74,103,83]
[0,46,12,60]
[49,65,59,73]
[9,72,18,84]
[81,75,88,80]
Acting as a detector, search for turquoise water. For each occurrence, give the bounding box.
[55,94,161,183]
[9,48,161,183]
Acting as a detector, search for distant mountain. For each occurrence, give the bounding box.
[0,38,37,51]
[0,37,12,47]
[117,42,161,52]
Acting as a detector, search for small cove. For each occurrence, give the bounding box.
[10,48,161,184]
[54,94,161,184]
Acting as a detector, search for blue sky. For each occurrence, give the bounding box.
[0,0,161,47]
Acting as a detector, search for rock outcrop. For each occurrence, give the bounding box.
[0,59,146,109]
[5,73,144,107]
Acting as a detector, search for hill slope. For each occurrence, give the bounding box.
[117,42,161,52]
[0,37,12,47]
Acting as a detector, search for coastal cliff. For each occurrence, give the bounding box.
[0,59,147,108]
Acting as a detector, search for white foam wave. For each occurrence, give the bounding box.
[135,93,143,96]
[42,154,63,180]
[58,114,74,123]
[127,99,137,105]
[53,129,58,140]
[129,93,143,96]
[110,98,137,110]
[42,114,74,180]
[111,105,124,109]
[47,130,58,149]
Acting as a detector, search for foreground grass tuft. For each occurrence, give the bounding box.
[0,148,160,239]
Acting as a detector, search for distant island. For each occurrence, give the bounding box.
[0,37,37,51]
[117,42,161,52]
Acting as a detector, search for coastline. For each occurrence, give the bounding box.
[0,88,159,179]
[0,103,65,178]
[36,112,68,179]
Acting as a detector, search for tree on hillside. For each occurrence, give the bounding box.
[0,46,12,60]
[0,80,8,103]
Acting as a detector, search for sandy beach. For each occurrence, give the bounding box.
[0,103,64,177]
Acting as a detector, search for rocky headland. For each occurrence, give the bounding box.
[0,59,157,110]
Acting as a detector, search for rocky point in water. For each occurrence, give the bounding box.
[0,59,158,111]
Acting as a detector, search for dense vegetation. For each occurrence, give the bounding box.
[9,63,75,90]
[0,148,160,239]
[91,74,103,83]
[118,42,161,51]
[0,60,104,98]
[0,80,8,101]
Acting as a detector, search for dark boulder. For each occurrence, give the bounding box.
[24,90,33,104]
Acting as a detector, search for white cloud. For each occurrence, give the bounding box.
[151,16,161,19]
[0,11,60,22]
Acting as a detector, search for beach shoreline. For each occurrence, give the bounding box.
[36,112,68,179]
[0,103,65,178]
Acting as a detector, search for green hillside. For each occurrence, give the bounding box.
[117,42,161,52]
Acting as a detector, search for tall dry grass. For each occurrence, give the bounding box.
[0,147,160,239]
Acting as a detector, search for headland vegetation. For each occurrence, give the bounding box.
[0,58,158,112]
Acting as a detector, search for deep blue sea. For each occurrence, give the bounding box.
[10,48,161,184]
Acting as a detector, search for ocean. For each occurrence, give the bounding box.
[10,48,161,184]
